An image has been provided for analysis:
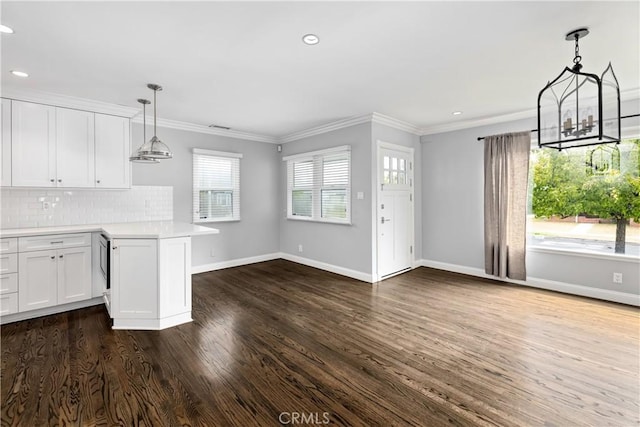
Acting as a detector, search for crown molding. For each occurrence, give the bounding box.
[419,108,536,136]
[370,112,421,135]
[130,115,278,144]
[0,87,139,118]
[280,112,421,143]
[279,114,374,143]
[621,87,640,110]
[420,87,640,137]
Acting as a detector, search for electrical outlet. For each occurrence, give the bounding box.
[210,248,215,257]
[613,272,623,284]
[298,244,303,253]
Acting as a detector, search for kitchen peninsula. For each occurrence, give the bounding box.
[0,221,218,330]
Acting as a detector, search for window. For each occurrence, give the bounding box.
[192,149,242,222]
[528,138,640,256]
[285,145,351,224]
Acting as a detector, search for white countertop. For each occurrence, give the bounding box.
[0,221,219,239]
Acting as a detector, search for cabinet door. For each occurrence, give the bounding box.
[56,107,95,187]
[18,249,58,312]
[57,246,91,304]
[11,100,56,187]
[111,239,157,319]
[1,98,11,186]
[159,237,191,318]
[95,114,130,189]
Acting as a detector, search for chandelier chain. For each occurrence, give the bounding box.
[573,34,582,65]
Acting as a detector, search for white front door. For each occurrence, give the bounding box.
[377,145,413,279]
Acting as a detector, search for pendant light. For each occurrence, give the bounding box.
[129,98,159,163]
[137,83,173,159]
[537,28,620,150]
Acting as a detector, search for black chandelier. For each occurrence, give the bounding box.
[537,28,620,150]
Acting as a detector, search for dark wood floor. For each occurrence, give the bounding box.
[1,260,638,426]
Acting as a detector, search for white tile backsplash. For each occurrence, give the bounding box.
[0,186,173,229]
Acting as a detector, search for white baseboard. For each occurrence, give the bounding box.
[280,253,373,283]
[112,312,192,330]
[416,259,640,306]
[191,252,282,274]
[0,297,105,325]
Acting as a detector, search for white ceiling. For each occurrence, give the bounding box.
[1,1,639,138]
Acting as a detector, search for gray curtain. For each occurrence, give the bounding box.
[484,131,531,280]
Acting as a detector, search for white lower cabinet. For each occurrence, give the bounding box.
[111,238,158,320]
[17,234,92,313]
[18,250,58,311]
[0,293,18,316]
[57,246,92,304]
[159,237,191,318]
[0,237,18,315]
[111,236,192,330]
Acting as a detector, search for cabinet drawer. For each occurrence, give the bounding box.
[19,233,91,252]
[0,238,17,254]
[0,253,17,274]
[0,292,18,315]
[0,273,17,294]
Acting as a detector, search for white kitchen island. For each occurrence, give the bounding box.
[0,221,218,330]
[102,222,219,330]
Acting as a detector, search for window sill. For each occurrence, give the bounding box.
[287,216,352,226]
[527,245,640,263]
[193,218,241,224]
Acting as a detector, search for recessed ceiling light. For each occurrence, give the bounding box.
[10,70,29,78]
[302,34,319,45]
[0,25,14,34]
[452,111,463,116]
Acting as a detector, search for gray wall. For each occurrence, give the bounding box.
[279,123,373,274]
[131,124,280,268]
[420,101,640,298]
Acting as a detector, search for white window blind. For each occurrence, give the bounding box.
[285,145,351,224]
[193,149,242,223]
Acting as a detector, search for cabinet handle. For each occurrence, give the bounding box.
[59,255,64,259]
[50,179,55,183]
[57,179,62,183]
[96,180,101,184]
[50,241,63,244]
[50,256,55,260]
[112,246,118,250]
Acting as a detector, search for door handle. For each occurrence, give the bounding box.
[381,217,391,224]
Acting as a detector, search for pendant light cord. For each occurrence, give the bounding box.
[153,89,157,137]
[142,102,146,142]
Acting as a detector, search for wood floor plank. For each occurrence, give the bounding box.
[2,260,638,426]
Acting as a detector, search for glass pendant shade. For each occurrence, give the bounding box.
[537,29,620,150]
[137,135,173,159]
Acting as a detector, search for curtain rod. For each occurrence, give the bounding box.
[476,113,640,141]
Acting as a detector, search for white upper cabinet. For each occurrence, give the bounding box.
[1,99,11,187]
[7,99,131,188]
[95,114,130,188]
[11,100,56,187]
[56,108,95,188]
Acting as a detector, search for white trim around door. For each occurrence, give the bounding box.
[373,141,415,282]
